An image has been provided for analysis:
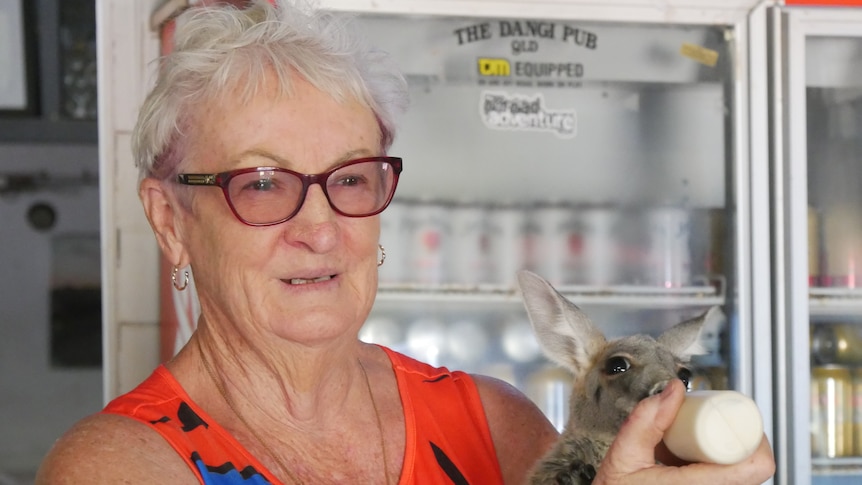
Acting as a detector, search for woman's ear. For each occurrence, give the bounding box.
[139,177,189,267]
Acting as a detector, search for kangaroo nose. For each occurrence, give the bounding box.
[649,380,670,396]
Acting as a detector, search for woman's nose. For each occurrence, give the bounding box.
[285,184,338,249]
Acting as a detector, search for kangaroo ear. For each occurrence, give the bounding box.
[657,306,724,360]
[517,270,607,376]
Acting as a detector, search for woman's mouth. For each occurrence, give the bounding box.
[288,275,334,285]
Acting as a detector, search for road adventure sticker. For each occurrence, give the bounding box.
[480,91,577,139]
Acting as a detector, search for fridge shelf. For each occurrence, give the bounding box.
[812,457,862,476]
[809,288,862,317]
[376,281,723,309]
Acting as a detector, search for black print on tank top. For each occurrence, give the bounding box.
[150,416,171,425]
[177,401,209,432]
[430,441,469,485]
[190,452,268,482]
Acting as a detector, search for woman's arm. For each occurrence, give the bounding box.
[473,374,561,485]
[35,413,198,484]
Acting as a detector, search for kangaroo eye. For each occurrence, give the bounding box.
[604,356,631,375]
[678,367,693,390]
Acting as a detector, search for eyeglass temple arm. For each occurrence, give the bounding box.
[177,174,217,185]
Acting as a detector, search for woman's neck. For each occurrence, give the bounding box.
[170,318,368,425]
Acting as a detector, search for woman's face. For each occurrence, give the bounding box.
[178,77,384,345]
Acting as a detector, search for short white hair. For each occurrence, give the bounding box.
[132,0,408,184]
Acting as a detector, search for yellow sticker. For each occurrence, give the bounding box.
[679,43,719,68]
[478,58,511,77]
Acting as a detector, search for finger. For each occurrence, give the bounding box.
[652,434,775,485]
[648,379,686,431]
[718,435,775,484]
[625,437,775,485]
[621,379,686,453]
[598,379,687,478]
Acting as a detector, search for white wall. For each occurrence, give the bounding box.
[98,0,163,403]
[0,143,102,475]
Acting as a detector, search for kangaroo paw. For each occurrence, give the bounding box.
[552,461,597,484]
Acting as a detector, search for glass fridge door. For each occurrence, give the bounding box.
[336,2,770,434]
[775,6,862,485]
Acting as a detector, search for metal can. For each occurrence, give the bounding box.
[688,371,713,391]
[520,203,543,278]
[533,202,579,286]
[500,316,541,363]
[644,207,692,288]
[822,203,862,288]
[358,314,403,348]
[704,365,729,391]
[682,208,726,283]
[525,365,572,433]
[706,208,727,277]
[811,365,853,457]
[407,200,450,285]
[487,202,526,287]
[853,367,862,456]
[573,206,621,286]
[448,202,491,285]
[808,206,821,287]
[445,317,490,368]
[811,323,862,366]
[405,316,447,367]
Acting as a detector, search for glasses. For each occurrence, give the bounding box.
[177,156,402,226]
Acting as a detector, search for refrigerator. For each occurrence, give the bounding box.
[772,2,862,484]
[348,5,774,437]
[151,0,774,438]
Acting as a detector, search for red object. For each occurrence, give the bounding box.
[784,0,862,6]
[103,348,505,483]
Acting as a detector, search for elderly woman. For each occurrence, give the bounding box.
[37,1,774,484]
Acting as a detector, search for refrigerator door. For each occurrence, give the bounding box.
[773,6,862,485]
[329,2,771,438]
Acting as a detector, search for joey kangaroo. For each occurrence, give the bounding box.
[517,270,721,484]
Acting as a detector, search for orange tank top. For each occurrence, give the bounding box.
[102,346,504,484]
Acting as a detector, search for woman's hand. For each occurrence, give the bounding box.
[593,379,776,485]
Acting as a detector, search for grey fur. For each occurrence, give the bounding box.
[517,270,720,484]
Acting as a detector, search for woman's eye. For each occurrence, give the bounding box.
[244,178,274,191]
[604,356,631,375]
[334,174,363,187]
[678,367,693,389]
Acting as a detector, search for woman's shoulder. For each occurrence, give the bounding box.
[471,373,557,431]
[35,412,198,483]
[471,373,560,484]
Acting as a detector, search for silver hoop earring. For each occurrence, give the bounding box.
[172,266,189,291]
[377,244,386,267]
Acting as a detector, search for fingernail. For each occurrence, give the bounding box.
[660,381,678,401]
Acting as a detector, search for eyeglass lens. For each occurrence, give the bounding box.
[226,160,397,225]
